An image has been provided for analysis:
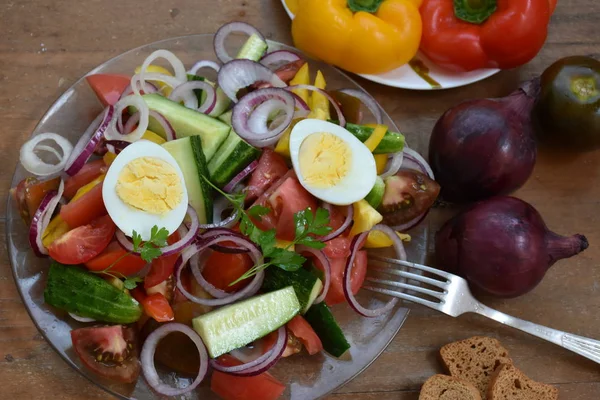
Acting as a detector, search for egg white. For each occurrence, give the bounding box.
[102,140,189,240]
[289,119,377,206]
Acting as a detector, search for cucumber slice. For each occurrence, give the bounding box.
[304,302,350,357]
[217,110,233,126]
[44,262,142,324]
[262,267,323,314]
[365,176,385,209]
[186,75,232,118]
[192,287,300,358]
[329,121,406,154]
[143,93,230,161]
[236,33,268,60]
[208,131,261,188]
[163,136,213,223]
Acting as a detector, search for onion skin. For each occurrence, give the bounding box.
[436,196,589,298]
[429,80,540,203]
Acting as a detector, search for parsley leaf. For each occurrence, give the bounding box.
[132,226,170,263]
[248,205,270,221]
[123,276,143,290]
[268,248,305,271]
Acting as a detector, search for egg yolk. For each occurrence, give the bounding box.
[116,157,183,215]
[298,132,352,188]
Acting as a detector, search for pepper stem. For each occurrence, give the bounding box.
[347,0,384,13]
[454,0,497,24]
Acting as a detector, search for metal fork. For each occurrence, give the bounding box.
[365,254,600,365]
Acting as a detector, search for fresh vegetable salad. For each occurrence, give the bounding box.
[12,23,440,399]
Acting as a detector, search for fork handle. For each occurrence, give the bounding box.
[474,304,600,364]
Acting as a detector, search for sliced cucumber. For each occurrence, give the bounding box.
[192,287,300,358]
[208,131,261,188]
[329,121,405,154]
[163,136,213,223]
[143,93,230,161]
[217,110,233,126]
[365,176,385,209]
[236,34,268,60]
[262,267,323,314]
[304,302,350,357]
[44,262,142,324]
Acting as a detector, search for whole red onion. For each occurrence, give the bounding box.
[429,80,540,203]
[436,196,588,298]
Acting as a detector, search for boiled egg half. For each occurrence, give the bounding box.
[103,140,188,240]
[289,119,377,206]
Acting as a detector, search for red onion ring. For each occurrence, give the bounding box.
[105,140,130,154]
[260,50,302,70]
[224,160,259,193]
[337,88,383,125]
[213,22,266,64]
[218,59,286,102]
[320,204,353,242]
[344,225,405,317]
[169,80,217,114]
[135,49,187,96]
[198,197,240,230]
[119,81,158,100]
[211,326,287,376]
[296,245,331,305]
[291,93,310,111]
[28,180,64,257]
[106,94,149,142]
[380,150,404,179]
[20,133,73,177]
[285,85,346,127]
[188,60,221,76]
[198,228,251,253]
[189,250,229,299]
[141,323,208,397]
[232,88,295,147]
[115,205,199,257]
[401,147,435,180]
[123,110,176,141]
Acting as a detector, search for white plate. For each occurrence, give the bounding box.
[281,0,500,90]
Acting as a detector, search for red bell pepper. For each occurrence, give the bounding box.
[419,0,557,72]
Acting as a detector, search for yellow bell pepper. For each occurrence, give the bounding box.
[375,154,388,175]
[349,199,410,248]
[289,63,310,104]
[103,151,117,167]
[142,130,167,145]
[363,124,387,152]
[134,65,174,96]
[365,230,411,248]
[292,0,423,75]
[307,71,330,120]
[275,238,295,252]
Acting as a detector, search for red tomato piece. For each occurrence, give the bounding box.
[142,293,174,322]
[85,241,147,276]
[202,251,253,293]
[328,205,347,232]
[287,315,323,355]
[48,215,115,265]
[323,236,351,259]
[11,177,61,224]
[60,182,107,228]
[71,325,140,383]
[130,286,147,303]
[64,159,107,199]
[211,355,286,400]
[268,177,317,241]
[323,250,368,306]
[86,74,131,106]
[246,149,289,202]
[144,232,181,289]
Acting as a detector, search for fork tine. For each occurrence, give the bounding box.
[363,286,442,309]
[369,265,448,290]
[365,277,446,300]
[369,254,452,280]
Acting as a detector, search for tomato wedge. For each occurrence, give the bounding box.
[268,177,317,241]
[202,251,253,293]
[211,355,286,400]
[64,159,107,199]
[86,74,130,106]
[246,149,289,202]
[60,181,107,228]
[323,236,351,259]
[287,315,323,355]
[321,249,368,306]
[85,241,147,276]
[48,215,115,265]
[142,293,174,322]
[144,232,181,289]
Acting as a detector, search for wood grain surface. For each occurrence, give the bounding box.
[1,0,600,399]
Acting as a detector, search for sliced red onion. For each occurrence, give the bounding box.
[116,205,199,257]
[218,60,286,102]
[198,228,252,254]
[106,94,149,142]
[232,88,294,147]
[211,327,287,376]
[338,88,383,125]
[68,312,96,323]
[380,150,404,179]
[214,22,266,64]
[391,209,430,232]
[105,140,130,154]
[320,204,353,242]
[28,180,64,257]
[401,147,435,180]
[131,72,184,97]
[175,236,264,306]
[169,80,217,114]
[149,111,176,141]
[260,50,302,70]
[286,85,346,127]
[199,196,240,230]
[224,160,259,193]
[141,323,208,397]
[20,133,73,177]
[188,60,221,76]
[344,224,405,317]
[291,93,310,111]
[135,49,187,97]
[296,245,331,305]
[119,81,158,100]
[190,250,229,299]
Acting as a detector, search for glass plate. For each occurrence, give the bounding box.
[6,34,428,399]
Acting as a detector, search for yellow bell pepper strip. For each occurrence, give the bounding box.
[275,119,302,158]
[308,71,331,120]
[292,0,423,75]
[363,124,387,152]
[365,231,411,248]
[103,151,117,167]
[349,199,410,248]
[142,130,166,145]
[289,63,310,104]
[375,154,388,175]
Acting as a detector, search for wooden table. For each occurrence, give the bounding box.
[1,1,599,398]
